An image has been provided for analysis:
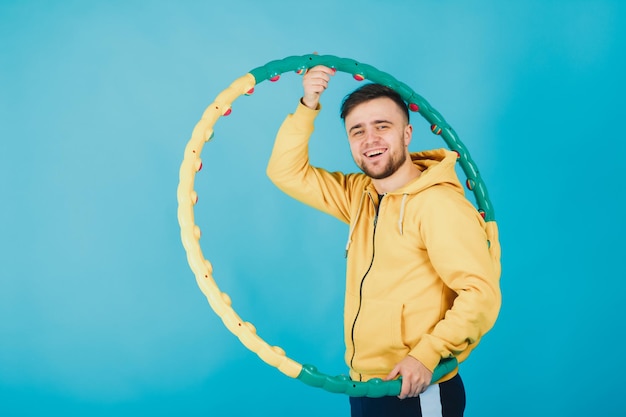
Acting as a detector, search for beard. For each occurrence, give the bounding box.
[357,150,407,180]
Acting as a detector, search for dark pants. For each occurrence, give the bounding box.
[349,374,465,417]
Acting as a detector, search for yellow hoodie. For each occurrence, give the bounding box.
[267,102,501,383]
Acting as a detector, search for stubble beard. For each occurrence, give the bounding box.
[358,150,407,180]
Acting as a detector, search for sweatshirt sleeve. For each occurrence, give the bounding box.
[266,101,354,224]
[408,188,502,373]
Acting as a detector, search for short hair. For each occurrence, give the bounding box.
[340,83,409,122]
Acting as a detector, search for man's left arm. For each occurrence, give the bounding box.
[388,190,502,398]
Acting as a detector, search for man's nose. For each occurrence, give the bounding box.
[364,127,378,141]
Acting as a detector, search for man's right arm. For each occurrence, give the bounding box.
[266,101,352,224]
[267,64,334,193]
[266,100,320,200]
[266,65,353,222]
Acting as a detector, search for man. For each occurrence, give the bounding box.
[267,65,501,416]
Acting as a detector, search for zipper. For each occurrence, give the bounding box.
[349,193,382,381]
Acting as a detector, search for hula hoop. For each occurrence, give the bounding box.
[177,54,500,397]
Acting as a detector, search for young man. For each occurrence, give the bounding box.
[267,66,501,417]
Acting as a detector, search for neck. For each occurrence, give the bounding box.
[372,161,421,194]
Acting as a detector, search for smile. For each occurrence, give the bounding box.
[364,148,387,158]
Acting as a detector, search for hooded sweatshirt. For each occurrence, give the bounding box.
[267,102,501,383]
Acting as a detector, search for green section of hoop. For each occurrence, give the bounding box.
[297,357,458,397]
[250,54,495,222]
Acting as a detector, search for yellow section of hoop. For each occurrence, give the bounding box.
[176,73,302,378]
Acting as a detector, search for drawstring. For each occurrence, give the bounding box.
[345,192,367,258]
[346,192,409,256]
[398,193,408,235]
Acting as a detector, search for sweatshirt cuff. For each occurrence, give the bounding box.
[296,99,322,114]
[409,341,446,374]
[289,99,322,130]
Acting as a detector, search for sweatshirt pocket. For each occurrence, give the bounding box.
[351,298,408,375]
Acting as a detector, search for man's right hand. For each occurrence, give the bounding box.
[302,65,335,109]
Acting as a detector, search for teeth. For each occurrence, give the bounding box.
[366,149,384,157]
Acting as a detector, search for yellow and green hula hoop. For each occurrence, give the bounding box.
[177,54,500,397]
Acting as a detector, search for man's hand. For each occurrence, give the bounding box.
[302,65,335,109]
[384,356,433,399]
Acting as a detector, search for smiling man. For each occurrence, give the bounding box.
[342,85,420,191]
[267,66,501,417]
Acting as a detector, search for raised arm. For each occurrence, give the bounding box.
[266,65,358,224]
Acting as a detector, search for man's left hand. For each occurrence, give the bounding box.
[384,356,433,399]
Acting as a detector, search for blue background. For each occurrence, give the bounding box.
[1,1,624,416]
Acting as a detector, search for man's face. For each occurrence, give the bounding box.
[344,97,412,180]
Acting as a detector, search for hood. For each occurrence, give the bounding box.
[345,149,465,255]
[399,148,465,196]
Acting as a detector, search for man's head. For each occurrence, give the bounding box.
[340,84,415,184]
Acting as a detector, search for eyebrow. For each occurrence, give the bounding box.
[348,119,393,134]
[348,123,363,134]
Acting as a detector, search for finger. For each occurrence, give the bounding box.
[398,378,412,400]
[304,78,329,90]
[303,73,329,87]
[303,71,334,84]
[304,71,331,84]
[384,365,400,381]
[308,65,336,75]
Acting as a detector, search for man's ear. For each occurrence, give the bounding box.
[404,124,413,147]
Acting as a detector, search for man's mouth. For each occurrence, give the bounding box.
[364,148,387,159]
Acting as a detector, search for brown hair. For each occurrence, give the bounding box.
[340,83,409,122]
